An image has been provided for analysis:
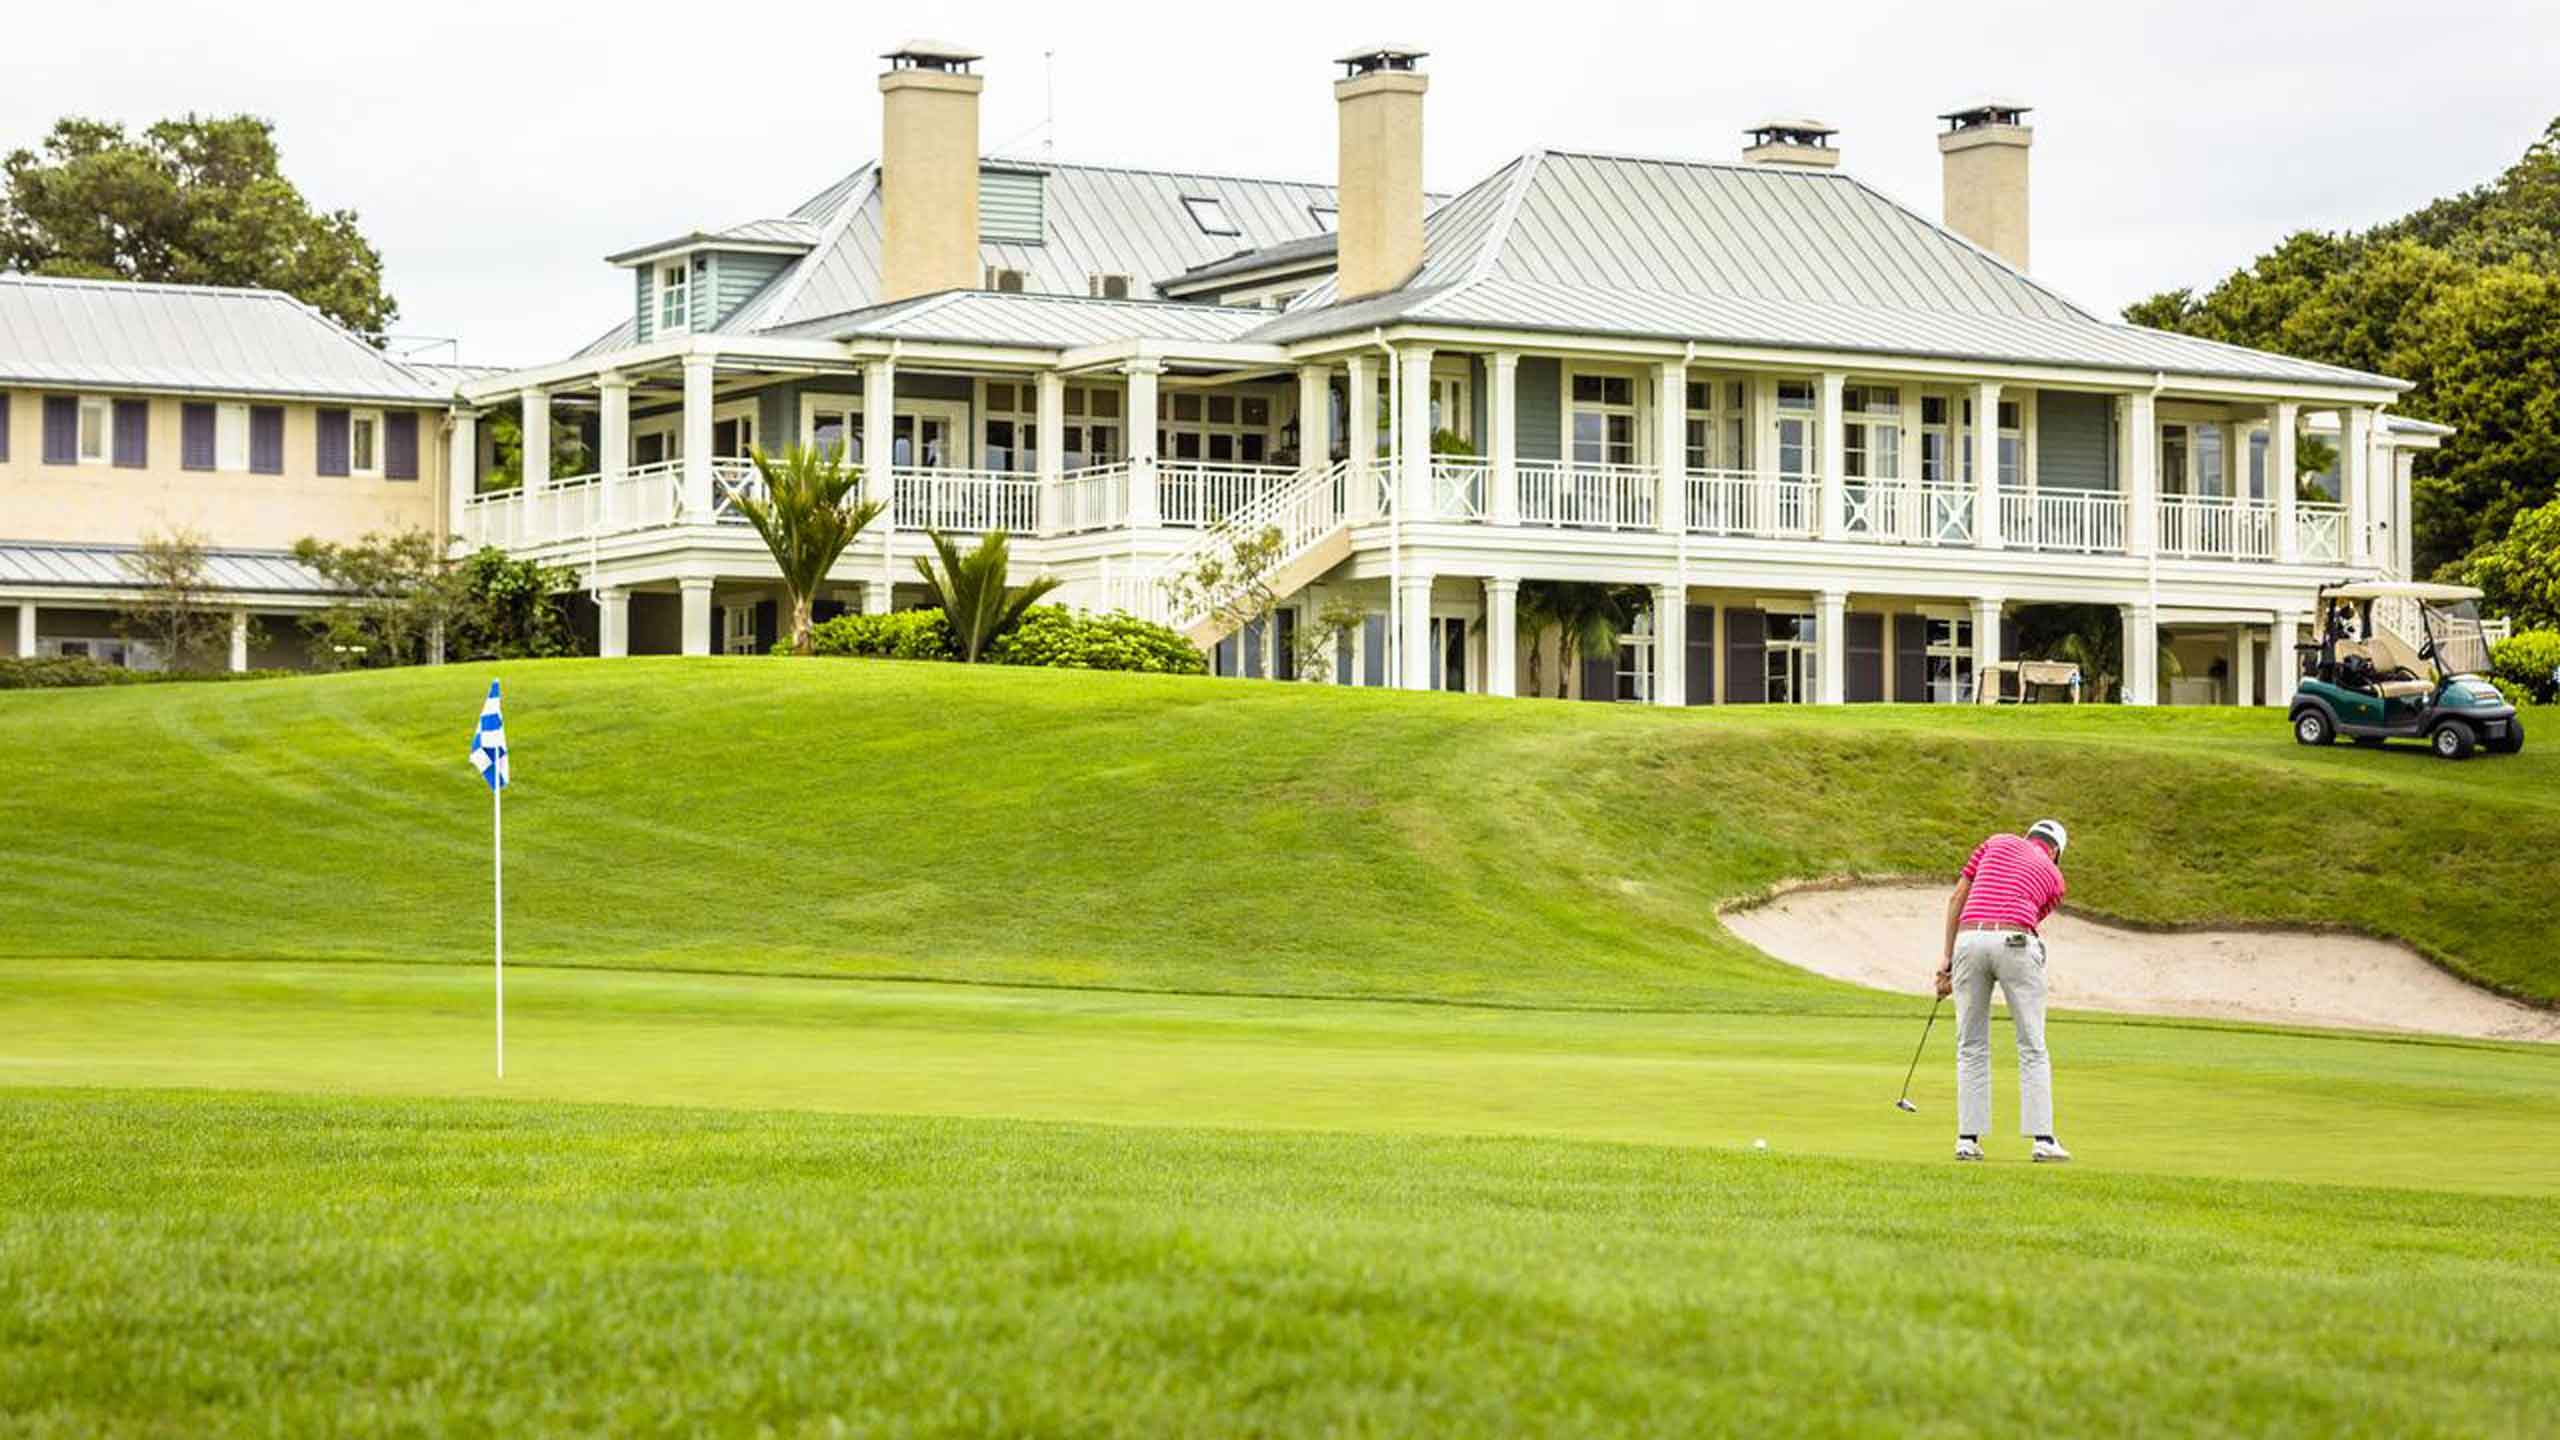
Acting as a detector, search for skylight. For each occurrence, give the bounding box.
[1308,204,1338,231]
[1181,195,1240,236]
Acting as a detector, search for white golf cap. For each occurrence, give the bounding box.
[2027,818,2068,856]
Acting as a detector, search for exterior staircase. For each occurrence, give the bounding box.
[1156,459,1357,647]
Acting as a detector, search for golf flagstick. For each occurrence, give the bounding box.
[493,776,503,1079]
[1895,995,1941,1113]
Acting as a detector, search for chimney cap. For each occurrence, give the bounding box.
[1744,118,1837,146]
[1938,101,2032,130]
[1336,44,1427,77]
[882,39,982,71]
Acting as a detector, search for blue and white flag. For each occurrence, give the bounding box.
[469,680,510,791]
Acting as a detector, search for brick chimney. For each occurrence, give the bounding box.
[1742,119,1840,169]
[1333,45,1428,300]
[1938,102,2033,271]
[878,40,983,302]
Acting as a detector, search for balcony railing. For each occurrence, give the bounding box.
[2296,501,2346,563]
[2158,494,2276,561]
[1687,470,1817,540]
[1158,462,1300,528]
[893,468,1041,535]
[1519,460,1656,530]
[1431,456,1490,520]
[1841,478,1976,547]
[2000,489,2127,555]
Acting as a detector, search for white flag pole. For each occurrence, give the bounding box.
[493,775,505,1079]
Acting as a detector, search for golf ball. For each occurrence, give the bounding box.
[1752,1138,1768,1151]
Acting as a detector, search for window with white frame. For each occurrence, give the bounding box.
[1181,196,1240,236]
[1062,383,1121,469]
[1429,373,1471,448]
[1946,397,2022,488]
[1924,615,1976,704]
[1841,385,1901,481]
[349,410,382,476]
[1764,611,1819,705]
[656,261,692,335]
[1613,609,1656,702]
[2159,421,2233,498]
[215,403,250,472]
[77,395,111,464]
[1684,379,1748,472]
[1158,388,1272,465]
[980,381,1037,473]
[1775,380,1817,479]
[1569,372,1638,467]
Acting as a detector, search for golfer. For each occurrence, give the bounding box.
[1933,819,2071,1164]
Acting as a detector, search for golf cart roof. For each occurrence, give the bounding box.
[2319,581,2484,603]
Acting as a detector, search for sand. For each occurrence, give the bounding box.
[1721,884,2560,1044]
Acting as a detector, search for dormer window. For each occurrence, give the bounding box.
[1181,196,1240,236]
[656,261,692,334]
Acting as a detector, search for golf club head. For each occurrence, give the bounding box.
[1894,1098,1918,1114]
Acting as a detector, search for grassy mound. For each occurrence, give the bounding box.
[3,658,2553,1006]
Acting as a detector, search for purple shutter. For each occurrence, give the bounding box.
[43,395,78,465]
[316,408,350,476]
[384,411,420,480]
[250,406,285,474]
[181,403,218,470]
[0,390,11,463]
[113,399,148,468]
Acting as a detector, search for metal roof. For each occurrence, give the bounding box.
[0,274,453,403]
[0,541,340,595]
[604,218,822,266]
[1248,149,2403,388]
[1165,232,1342,291]
[767,290,1272,348]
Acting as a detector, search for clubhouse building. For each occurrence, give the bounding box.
[2,40,2445,703]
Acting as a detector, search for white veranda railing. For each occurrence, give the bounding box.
[2295,502,2346,563]
[1155,460,1347,630]
[1685,470,1817,539]
[2157,494,2276,560]
[1841,478,1977,546]
[1518,460,1657,530]
[2000,489,2127,554]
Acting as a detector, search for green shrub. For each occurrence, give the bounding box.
[989,607,1208,675]
[2490,629,2560,704]
[800,609,957,661]
[0,658,290,690]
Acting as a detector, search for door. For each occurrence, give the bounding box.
[893,400,972,469]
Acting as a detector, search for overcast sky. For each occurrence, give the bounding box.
[9,0,2553,367]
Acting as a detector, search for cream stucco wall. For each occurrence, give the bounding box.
[1333,71,1427,300]
[0,389,447,551]
[878,68,984,302]
[1940,126,2032,272]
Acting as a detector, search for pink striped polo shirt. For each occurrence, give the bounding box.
[1959,832,2066,932]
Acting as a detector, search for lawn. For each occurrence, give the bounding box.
[5,660,2556,1435]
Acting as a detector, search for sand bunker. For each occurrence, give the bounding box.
[1723,884,2559,1044]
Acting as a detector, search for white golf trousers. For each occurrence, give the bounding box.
[1952,929,2053,1138]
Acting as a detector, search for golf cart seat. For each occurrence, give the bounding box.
[2336,632,2434,699]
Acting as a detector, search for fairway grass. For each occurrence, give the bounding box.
[6,1088,2556,1438]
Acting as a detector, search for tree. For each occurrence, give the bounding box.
[116,529,238,672]
[1,115,396,337]
[293,531,579,668]
[732,445,887,655]
[913,530,1061,663]
[2449,496,2560,632]
[483,409,595,493]
[445,548,582,662]
[1162,523,1290,651]
[2123,116,2560,572]
[1522,581,1642,699]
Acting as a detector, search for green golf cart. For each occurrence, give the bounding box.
[2289,581,2521,759]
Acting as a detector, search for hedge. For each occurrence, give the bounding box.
[795,606,1205,675]
[2489,629,2560,704]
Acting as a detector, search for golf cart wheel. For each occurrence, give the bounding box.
[2430,721,2476,760]
[2490,717,2525,755]
[2292,708,2334,746]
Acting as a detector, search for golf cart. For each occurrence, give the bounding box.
[2289,581,2521,759]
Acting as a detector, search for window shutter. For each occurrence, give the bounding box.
[754,600,778,655]
[0,390,10,463]
[42,396,76,464]
[1894,615,1929,703]
[1847,613,1885,703]
[1724,606,1767,703]
[181,403,218,471]
[249,406,286,475]
[1578,652,1615,703]
[385,411,420,480]
[317,408,350,476]
[113,399,149,468]
[1684,604,1716,706]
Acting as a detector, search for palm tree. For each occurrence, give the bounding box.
[1525,581,1643,699]
[732,444,887,656]
[1514,583,1561,699]
[914,529,1062,662]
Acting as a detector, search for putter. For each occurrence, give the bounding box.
[1893,995,1941,1113]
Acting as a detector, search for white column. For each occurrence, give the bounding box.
[2232,625,2256,708]
[1816,588,1848,705]
[863,579,894,615]
[598,587,631,658]
[1973,595,2005,702]
[1489,351,1519,526]
[13,601,35,658]
[681,355,716,520]
[1652,582,1687,706]
[1347,354,1379,520]
[1895,382,1921,542]
[1295,364,1331,468]
[1484,576,1519,698]
[861,357,897,510]
[1818,371,1848,541]
[520,387,551,494]
[445,409,477,548]
[2341,406,2374,567]
[1035,371,1065,535]
[1656,362,1688,536]
[2394,451,2415,578]
[2126,389,2158,558]
[1972,381,2004,549]
[2271,401,2300,563]
[598,372,630,528]
[1751,374,1780,534]
[1124,361,1161,527]
[1398,346,1434,518]
[2273,610,2302,695]
[227,609,248,673]
[2122,602,2159,705]
[678,577,714,657]
[1396,573,1434,691]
